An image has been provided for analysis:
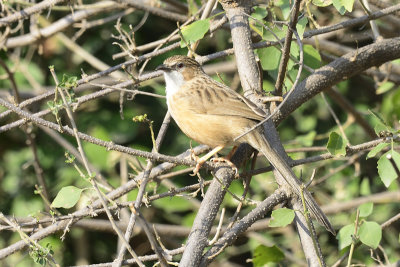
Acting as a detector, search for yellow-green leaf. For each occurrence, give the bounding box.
[269,208,295,227]
[358,202,373,217]
[304,44,321,69]
[359,221,382,249]
[337,223,355,250]
[377,151,400,187]
[257,47,281,70]
[312,0,332,7]
[376,81,395,95]
[296,17,308,39]
[180,19,210,48]
[366,143,389,159]
[332,0,353,14]
[327,132,347,156]
[253,245,284,266]
[51,186,84,209]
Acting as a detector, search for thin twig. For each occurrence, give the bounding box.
[49,67,144,266]
[273,0,301,98]
[321,92,350,145]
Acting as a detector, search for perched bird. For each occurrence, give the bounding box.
[156,55,335,235]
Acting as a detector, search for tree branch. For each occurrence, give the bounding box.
[272,37,400,125]
[0,0,67,26]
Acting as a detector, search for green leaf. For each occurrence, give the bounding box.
[377,151,400,187]
[60,74,78,89]
[330,0,355,13]
[342,0,355,12]
[367,143,389,159]
[250,22,264,37]
[290,41,300,58]
[253,245,284,266]
[337,223,355,250]
[262,80,275,92]
[312,0,332,7]
[251,6,268,21]
[269,208,295,227]
[276,0,291,20]
[249,7,268,37]
[304,44,321,69]
[51,186,84,209]
[257,47,281,70]
[180,19,210,48]
[359,221,382,249]
[369,109,389,126]
[296,17,308,39]
[376,81,395,95]
[358,202,373,217]
[326,132,347,156]
[261,22,286,42]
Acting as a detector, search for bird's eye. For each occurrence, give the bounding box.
[176,63,184,69]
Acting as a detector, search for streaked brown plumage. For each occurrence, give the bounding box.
[157,55,335,235]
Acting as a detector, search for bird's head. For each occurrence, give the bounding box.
[156,56,205,93]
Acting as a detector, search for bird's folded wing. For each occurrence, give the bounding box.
[201,82,266,121]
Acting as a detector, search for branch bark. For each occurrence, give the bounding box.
[272,37,400,125]
[201,0,332,265]
[0,0,67,26]
[178,144,256,266]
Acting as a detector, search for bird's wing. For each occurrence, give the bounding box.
[192,79,266,121]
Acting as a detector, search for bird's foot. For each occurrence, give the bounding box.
[211,157,239,178]
[189,145,225,176]
[189,150,205,176]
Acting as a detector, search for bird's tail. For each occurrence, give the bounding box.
[245,130,335,235]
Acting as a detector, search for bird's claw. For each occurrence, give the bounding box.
[190,161,204,176]
[190,149,204,176]
[211,157,239,178]
[189,148,238,177]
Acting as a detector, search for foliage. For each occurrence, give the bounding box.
[326,131,347,156]
[268,208,295,228]
[252,245,285,266]
[337,204,382,251]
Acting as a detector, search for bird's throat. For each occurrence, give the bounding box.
[164,71,184,97]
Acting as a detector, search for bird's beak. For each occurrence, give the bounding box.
[156,64,171,72]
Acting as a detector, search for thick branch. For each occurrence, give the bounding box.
[215,1,330,266]
[219,0,261,96]
[178,144,254,266]
[200,189,287,266]
[272,37,400,125]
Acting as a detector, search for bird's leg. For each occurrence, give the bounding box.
[190,145,225,176]
[226,146,238,160]
[211,146,239,177]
